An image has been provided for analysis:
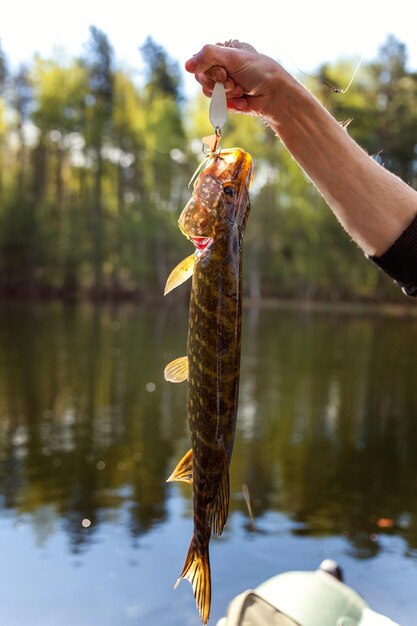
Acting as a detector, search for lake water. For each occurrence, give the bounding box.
[0,301,416,625]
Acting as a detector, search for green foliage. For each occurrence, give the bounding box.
[0,39,7,92]
[140,36,182,101]
[0,97,6,136]
[32,57,88,132]
[317,35,417,186]
[0,32,414,302]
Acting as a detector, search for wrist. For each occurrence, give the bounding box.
[257,64,308,130]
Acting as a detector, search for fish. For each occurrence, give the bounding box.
[164,147,253,624]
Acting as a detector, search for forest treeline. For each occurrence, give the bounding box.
[0,29,416,302]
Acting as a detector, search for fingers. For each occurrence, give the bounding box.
[194,66,227,89]
[199,89,252,114]
[185,42,255,76]
[217,40,258,54]
[226,97,249,112]
[197,72,244,98]
[185,41,264,113]
[184,45,221,74]
[185,41,281,122]
[201,86,245,100]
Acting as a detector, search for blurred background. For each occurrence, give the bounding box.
[1,1,417,301]
[1,2,417,625]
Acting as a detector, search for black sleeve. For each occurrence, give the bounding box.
[369,214,417,297]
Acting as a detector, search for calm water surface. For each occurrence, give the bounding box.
[0,302,416,625]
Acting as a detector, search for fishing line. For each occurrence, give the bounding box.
[321,56,364,93]
[226,24,363,95]
[263,30,363,94]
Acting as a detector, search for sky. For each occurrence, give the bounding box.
[2,0,417,98]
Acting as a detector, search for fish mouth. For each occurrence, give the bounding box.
[190,236,214,252]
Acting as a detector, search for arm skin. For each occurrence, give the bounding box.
[185,42,417,257]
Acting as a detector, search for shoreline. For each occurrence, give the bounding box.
[243,297,417,317]
[0,291,416,317]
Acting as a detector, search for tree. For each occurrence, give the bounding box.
[0,34,414,302]
[0,41,8,203]
[140,36,182,101]
[318,35,417,185]
[11,65,33,191]
[139,38,188,291]
[0,64,38,294]
[371,35,417,184]
[0,39,7,93]
[83,26,114,296]
[111,70,146,291]
[31,56,89,293]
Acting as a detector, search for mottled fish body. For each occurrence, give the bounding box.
[164,148,253,624]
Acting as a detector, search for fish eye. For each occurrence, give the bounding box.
[223,185,235,196]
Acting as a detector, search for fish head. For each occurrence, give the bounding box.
[179,148,253,251]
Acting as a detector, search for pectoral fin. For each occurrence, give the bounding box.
[164,356,188,383]
[164,254,195,295]
[166,448,193,484]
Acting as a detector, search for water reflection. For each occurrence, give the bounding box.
[236,309,417,558]
[0,303,182,551]
[0,302,416,562]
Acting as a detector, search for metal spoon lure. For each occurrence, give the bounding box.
[202,82,227,153]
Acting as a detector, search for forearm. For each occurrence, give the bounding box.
[262,71,417,256]
[186,41,417,291]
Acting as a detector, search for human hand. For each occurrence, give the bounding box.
[185,40,288,119]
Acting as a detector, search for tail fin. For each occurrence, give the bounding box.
[175,534,211,624]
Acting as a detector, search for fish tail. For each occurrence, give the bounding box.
[175,533,211,624]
